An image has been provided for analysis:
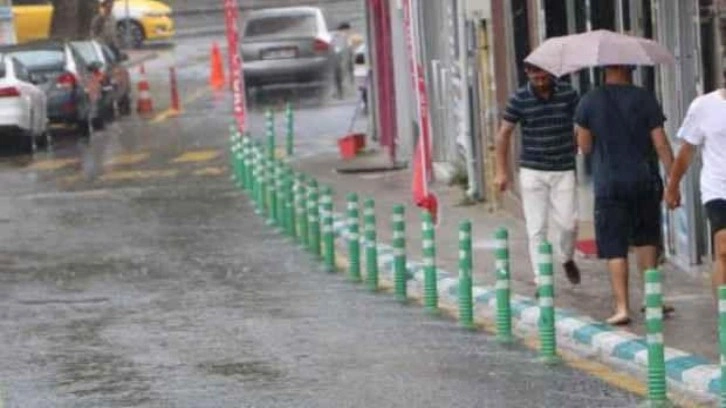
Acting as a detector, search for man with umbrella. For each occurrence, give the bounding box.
[527,30,676,325]
[495,63,582,291]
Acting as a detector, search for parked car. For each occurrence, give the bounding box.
[0,54,48,152]
[240,7,352,97]
[12,0,175,48]
[0,40,104,136]
[71,39,132,119]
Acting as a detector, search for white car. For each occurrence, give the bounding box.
[0,55,48,152]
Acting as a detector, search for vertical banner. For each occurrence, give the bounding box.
[402,0,438,223]
[224,0,247,132]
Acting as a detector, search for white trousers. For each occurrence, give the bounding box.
[519,168,578,280]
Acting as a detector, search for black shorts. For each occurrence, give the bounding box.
[706,199,726,239]
[594,191,662,259]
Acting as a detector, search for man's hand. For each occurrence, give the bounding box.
[664,186,681,210]
[494,172,509,192]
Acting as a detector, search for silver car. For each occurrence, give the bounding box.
[240,7,349,95]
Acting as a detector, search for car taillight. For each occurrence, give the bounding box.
[0,87,20,97]
[313,39,330,53]
[56,72,77,89]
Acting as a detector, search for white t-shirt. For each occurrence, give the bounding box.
[677,90,726,204]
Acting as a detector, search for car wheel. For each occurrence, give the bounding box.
[118,93,132,116]
[19,132,34,154]
[117,20,145,49]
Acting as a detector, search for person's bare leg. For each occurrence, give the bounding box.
[606,257,630,324]
[635,245,675,313]
[635,245,657,279]
[712,230,726,296]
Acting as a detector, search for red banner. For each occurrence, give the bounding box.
[402,0,438,222]
[224,0,247,133]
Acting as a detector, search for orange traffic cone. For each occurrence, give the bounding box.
[209,42,226,90]
[136,64,154,116]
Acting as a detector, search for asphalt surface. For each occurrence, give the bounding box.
[0,33,641,407]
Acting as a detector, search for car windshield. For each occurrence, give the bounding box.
[71,42,102,65]
[244,14,317,38]
[7,49,64,72]
[0,56,5,79]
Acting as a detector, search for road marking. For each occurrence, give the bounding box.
[28,158,79,171]
[172,149,220,163]
[105,152,150,166]
[330,249,705,406]
[193,166,225,176]
[100,169,178,181]
[150,86,210,124]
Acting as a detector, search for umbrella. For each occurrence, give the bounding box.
[524,29,675,77]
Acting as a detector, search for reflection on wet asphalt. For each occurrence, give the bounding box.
[0,34,639,408]
[0,179,639,407]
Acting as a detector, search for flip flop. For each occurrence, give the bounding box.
[606,315,632,326]
[640,305,675,315]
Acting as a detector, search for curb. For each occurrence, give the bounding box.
[328,213,719,405]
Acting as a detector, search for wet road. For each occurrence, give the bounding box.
[0,35,639,407]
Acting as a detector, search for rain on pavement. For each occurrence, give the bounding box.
[0,20,641,408]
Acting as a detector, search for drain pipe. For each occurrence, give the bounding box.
[455,0,479,200]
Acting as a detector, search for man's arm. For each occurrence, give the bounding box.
[664,142,697,209]
[575,124,593,154]
[494,120,516,191]
[650,127,675,176]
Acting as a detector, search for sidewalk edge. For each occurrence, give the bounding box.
[330,214,719,405]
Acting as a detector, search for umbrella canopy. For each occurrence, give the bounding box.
[524,29,675,77]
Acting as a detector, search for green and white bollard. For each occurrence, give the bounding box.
[321,186,335,272]
[458,220,474,330]
[421,211,438,314]
[495,227,513,343]
[235,139,245,190]
[285,101,294,157]
[275,163,286,232]
[363,199,379,292]
[243,134,253,194]
[266,159,277,226]
[719,285,726,408]
[346,193,361,282]
[296,175,308,249]
[284,168,295,237]
[392,205,407,303]
[644,269,670,407]
[265,108,276,160]
[308,180,321,259]
[257,150,268,216]
[537,242,559,364]
[228,124,238,182]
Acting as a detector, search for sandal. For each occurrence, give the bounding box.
[606,314,632,326]
[640,305,675,315]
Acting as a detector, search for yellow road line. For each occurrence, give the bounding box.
[193,166,225,176]
[172,149,220,164]
[100,169,178,181]
[28,158,79,171]
[150,86,210,124]
[105,152,150,167]
[331,250,706,406]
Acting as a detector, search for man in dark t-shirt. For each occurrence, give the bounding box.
[574,65,674,326]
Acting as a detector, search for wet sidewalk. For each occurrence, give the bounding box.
[294,149,718,363]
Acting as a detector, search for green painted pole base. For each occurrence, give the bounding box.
[536,354,561,366]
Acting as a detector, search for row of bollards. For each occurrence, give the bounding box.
[227,123,680,408]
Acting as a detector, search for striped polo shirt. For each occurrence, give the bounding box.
[502,81,579,171]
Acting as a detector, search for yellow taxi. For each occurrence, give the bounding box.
[11,0,174,47]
